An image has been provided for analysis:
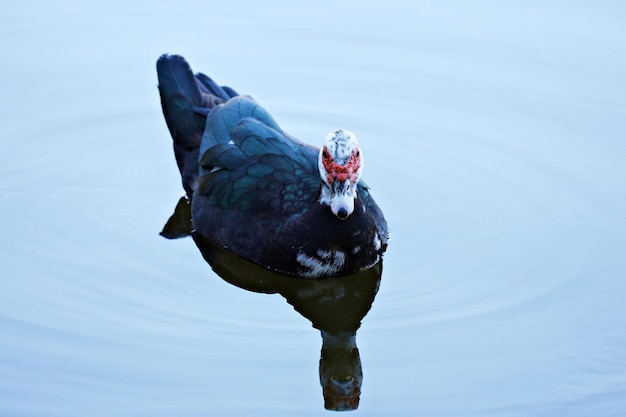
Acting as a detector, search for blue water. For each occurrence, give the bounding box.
[2,1,626,416]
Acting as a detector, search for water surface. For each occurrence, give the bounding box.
[1,1,626,416]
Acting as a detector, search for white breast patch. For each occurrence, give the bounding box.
[296,249,346,277]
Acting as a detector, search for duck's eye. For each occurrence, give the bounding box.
[355,149,360,158]
[322,149,330,160]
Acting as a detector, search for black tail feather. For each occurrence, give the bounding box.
[195,72,238,101]
[157,54,239,200]
[157,54,205,198]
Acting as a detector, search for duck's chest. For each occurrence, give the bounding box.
[270,201,385,278]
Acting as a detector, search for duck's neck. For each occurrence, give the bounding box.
[321,330,357,350]
[318,182,332,206]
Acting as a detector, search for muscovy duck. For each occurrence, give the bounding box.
[157,54,388,278]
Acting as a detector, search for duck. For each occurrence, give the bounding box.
[157,54,388,278]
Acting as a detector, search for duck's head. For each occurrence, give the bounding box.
[318,130,363,220]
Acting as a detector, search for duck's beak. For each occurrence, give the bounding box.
[330,179,356,220]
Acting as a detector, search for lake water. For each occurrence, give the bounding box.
[2,1,626,416]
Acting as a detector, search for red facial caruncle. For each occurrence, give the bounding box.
[321,146,361,184]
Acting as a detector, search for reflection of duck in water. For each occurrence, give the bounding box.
[192,237,382,411]
[156,55,388,410]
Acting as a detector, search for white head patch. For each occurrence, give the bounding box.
[322,130,359,166]
[317,130,364,219]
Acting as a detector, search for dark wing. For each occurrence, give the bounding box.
[195,96,321,219]
[358,181,389,247]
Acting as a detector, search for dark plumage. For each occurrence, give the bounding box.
[157,54,388,277]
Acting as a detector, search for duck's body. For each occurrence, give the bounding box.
[157,54,387,277]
